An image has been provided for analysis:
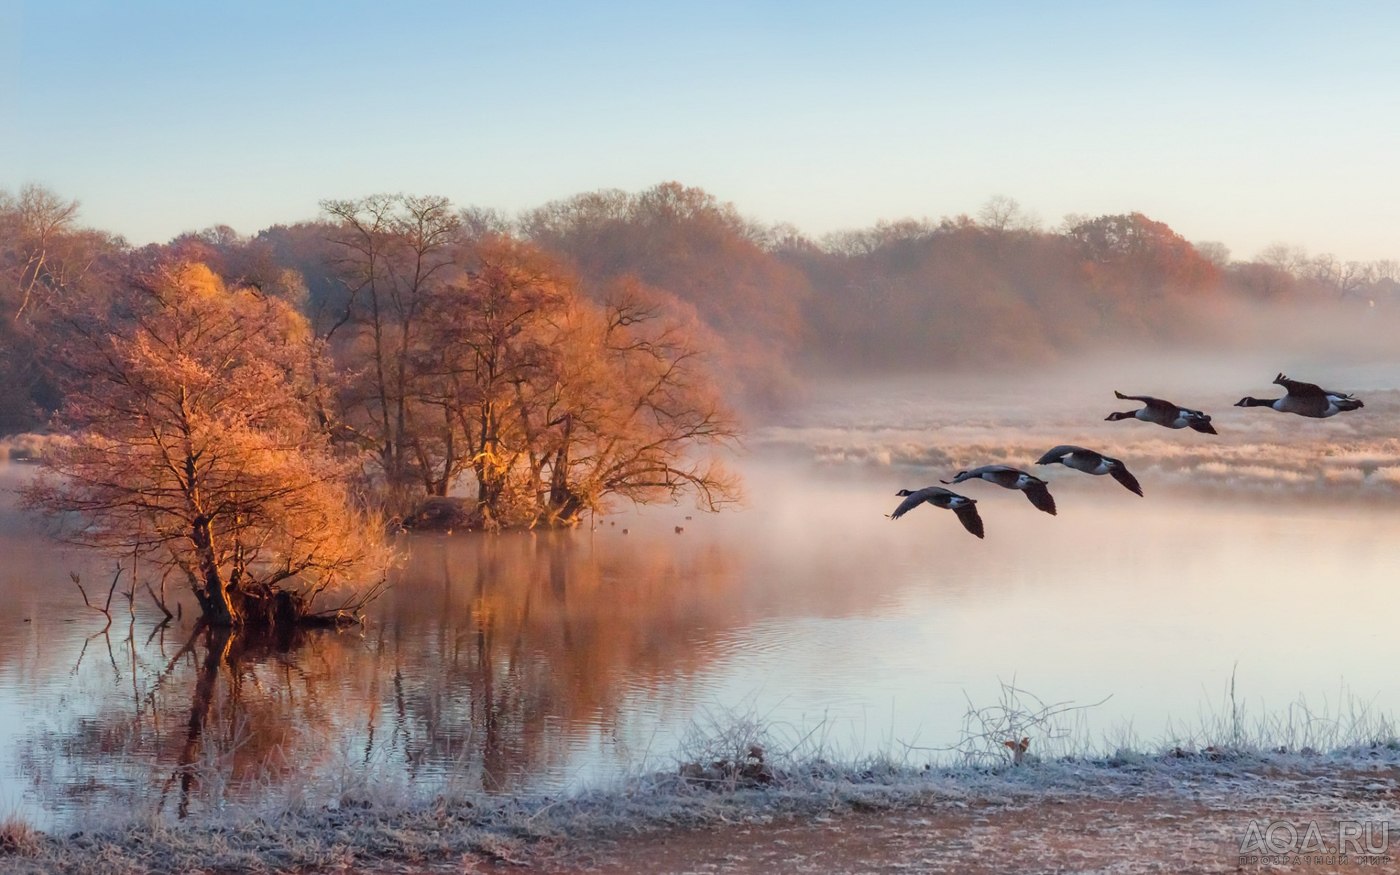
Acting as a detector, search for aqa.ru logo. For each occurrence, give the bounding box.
[1238,819,1390,863]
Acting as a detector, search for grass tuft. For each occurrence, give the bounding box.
[0,813,41,857]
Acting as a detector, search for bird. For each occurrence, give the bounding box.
[674,526,684,534]
[888,487,985,538]
[1036,445,1142,496]
[1235,373,1364,418]
[941,465,1057,515]
[1105,391,1217,434]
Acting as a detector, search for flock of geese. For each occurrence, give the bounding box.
[889,373,1366,538]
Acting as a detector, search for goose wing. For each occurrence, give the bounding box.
[1036,445,1084,465]
[1274,373,1355,401]
[1115,391,1176,414]
[1023,481,1057,515]
[969,464,1019,476]
[952,502,986,538]
[889,488,932,520]
[1109,465,1144,496]
[957,465,1022,487]
[1274,373,1326,398]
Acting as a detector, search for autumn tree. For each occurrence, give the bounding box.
[164,225,311,306]
[412,238,740,528]
[410,237,572,511]
[0,185,123,431]
[1066,212,1221,296]
[521,182,810,405]
[23,261,387,631]
[0,184,84,322]
[320,194,462,503]
[533,277,741,525]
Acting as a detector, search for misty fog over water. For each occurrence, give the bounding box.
[2,356,1398,828]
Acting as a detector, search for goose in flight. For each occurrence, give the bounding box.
[889,487,985,538]
[1036,445,1143,496]
[942,465,1057,515]
[1235,373,1364,418]
[1105,391,1216,434]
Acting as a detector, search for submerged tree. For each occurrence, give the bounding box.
[23,261,388,631]
[529,277,742,525]
[404,238,742,528]
[317,196,742,529]
[319,194,462,505]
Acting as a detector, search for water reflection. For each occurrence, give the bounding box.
[1,521,761,824]
[4,454,1400,828]
[368,531,746,792]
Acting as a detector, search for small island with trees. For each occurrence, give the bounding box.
[5,181,1396,636]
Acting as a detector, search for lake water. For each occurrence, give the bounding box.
[3,370,1399,827]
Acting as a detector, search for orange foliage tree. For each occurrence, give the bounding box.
[414,238,741,528]
[23,261,388,631]
[521,182,810,404]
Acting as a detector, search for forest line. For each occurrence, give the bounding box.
[2,181,1394,629]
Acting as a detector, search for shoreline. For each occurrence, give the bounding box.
[4,746,1398,874]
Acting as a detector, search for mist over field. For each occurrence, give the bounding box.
[766,350,1400,499]
[11,3,1400,868]
[4,181,1400,867]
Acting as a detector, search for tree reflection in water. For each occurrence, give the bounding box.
[16,528,744,822]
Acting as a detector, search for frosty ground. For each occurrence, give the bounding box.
[4,748,1398,875]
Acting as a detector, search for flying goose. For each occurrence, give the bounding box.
[888,487,985,538]
[1235,373,1364,418]
[942,465,1057,515]
[1105,391,1217,434]
[1036,445,1143,496]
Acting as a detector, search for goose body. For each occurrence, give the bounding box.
[1235,373,1363,418]
[1036,445,1143,496]
[942,465,1057,515]
[1106,391,1216,434]
[889,487,985,538]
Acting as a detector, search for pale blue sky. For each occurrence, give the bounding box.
[6,1,1400,261]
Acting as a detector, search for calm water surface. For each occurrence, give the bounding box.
[2,427,1399,827]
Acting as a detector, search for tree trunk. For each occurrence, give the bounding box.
[191,516,239,627]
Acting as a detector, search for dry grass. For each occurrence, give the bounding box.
[0,813,41,857]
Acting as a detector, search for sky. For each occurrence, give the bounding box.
[5,0,1400,262]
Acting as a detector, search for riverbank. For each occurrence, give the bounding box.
[4,747,1397,874]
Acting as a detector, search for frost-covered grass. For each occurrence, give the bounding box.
[1151,675,1399,761]
[6,741,1399,874]
[6,687,1399,874]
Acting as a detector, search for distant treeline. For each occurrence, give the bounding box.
[4,181,1397,435]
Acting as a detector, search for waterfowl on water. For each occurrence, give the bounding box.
[1235,373,1364,418]
[941,465,1057,515]
[888,487,985,538]
[1105,391,1217,434]
[1035,445,1143,496]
